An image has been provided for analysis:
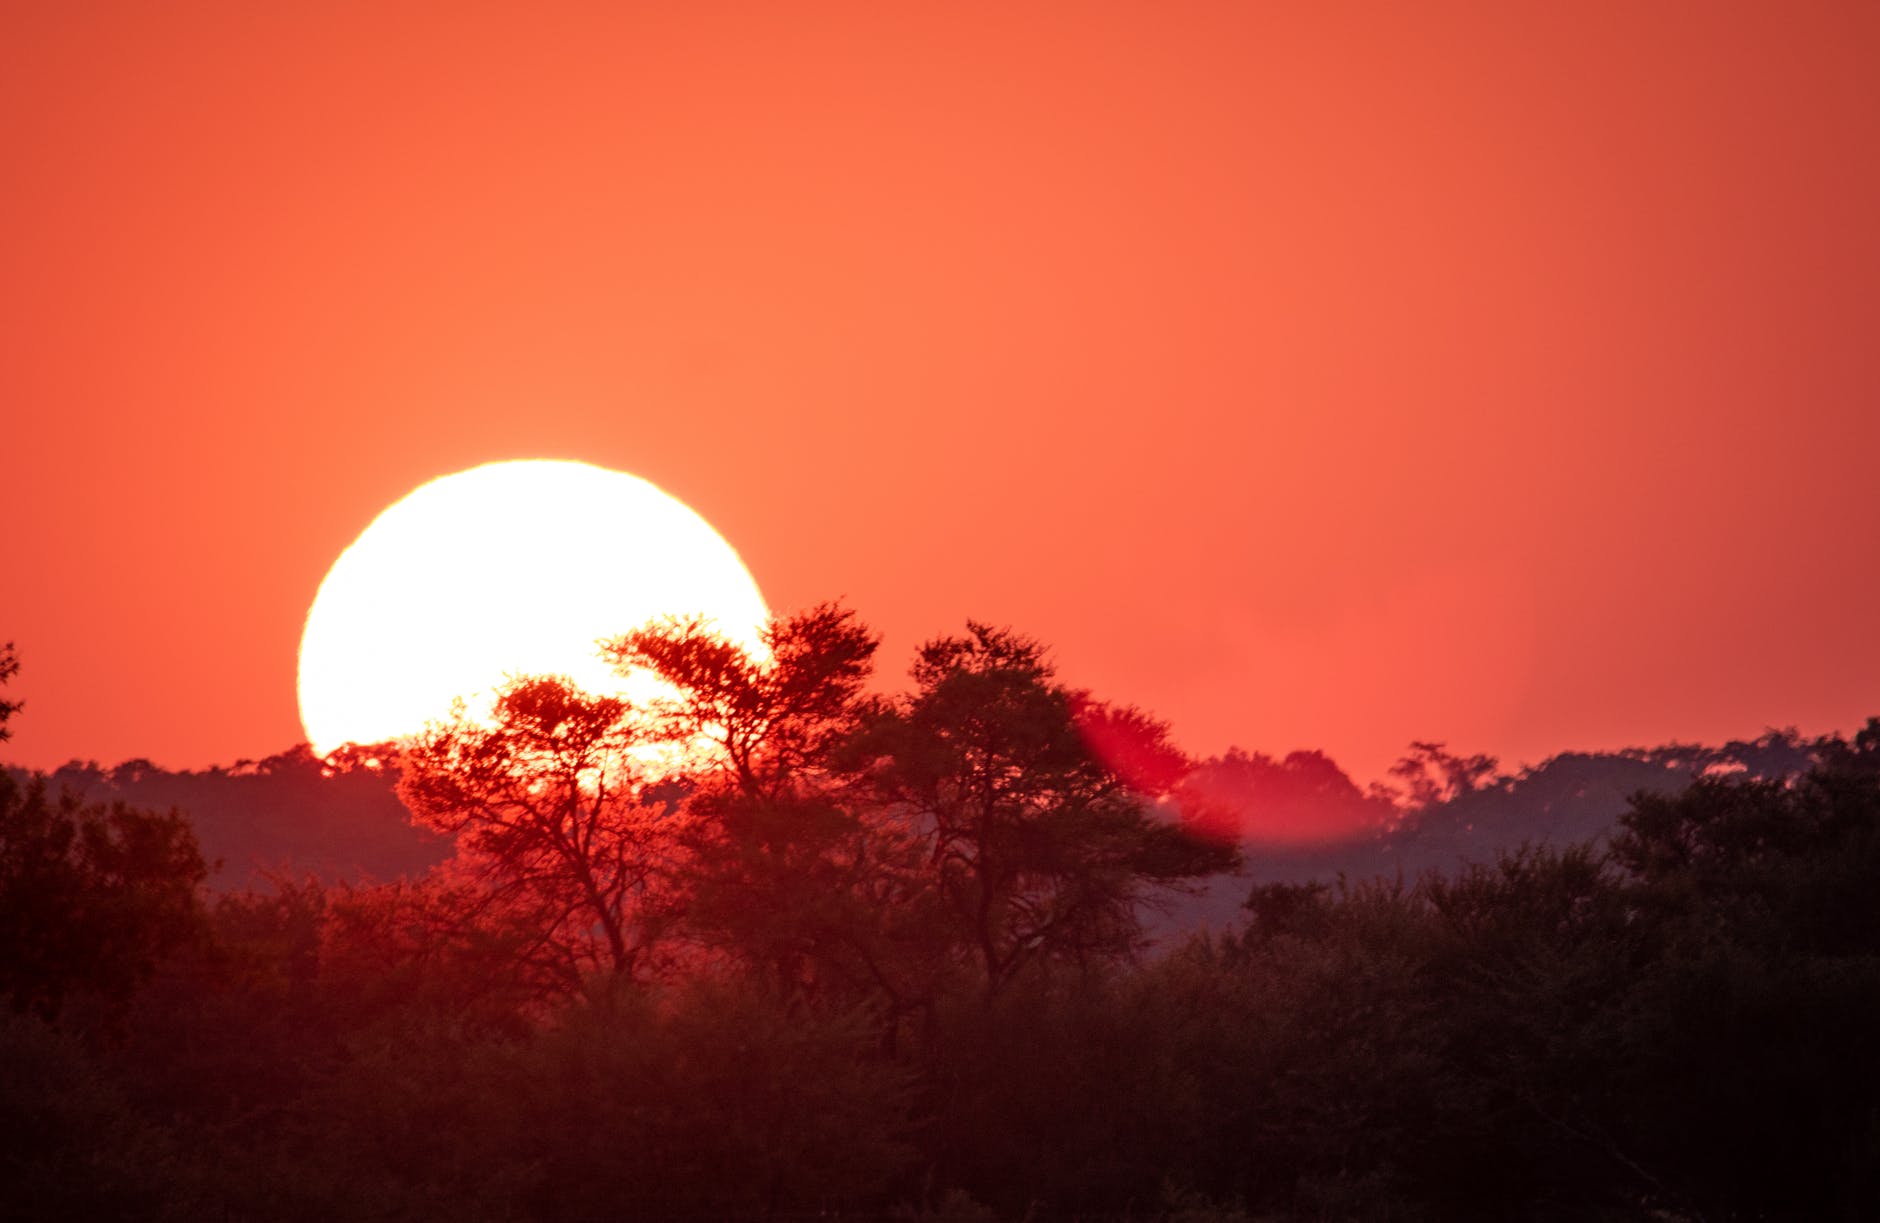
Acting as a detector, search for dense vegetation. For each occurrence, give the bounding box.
[2,628,1876,1220]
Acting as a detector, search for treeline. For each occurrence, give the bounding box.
[18,703,1820,906]
[12,748,449,888]
[2,630,1878,1220]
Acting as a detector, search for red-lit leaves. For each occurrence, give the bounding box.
[397,677,687,993]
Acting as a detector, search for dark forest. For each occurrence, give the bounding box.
[3,623,1876,1221]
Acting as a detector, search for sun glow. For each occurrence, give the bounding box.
[297,460,768,757]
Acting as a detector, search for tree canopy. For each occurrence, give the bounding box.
[6,621,1879,1220]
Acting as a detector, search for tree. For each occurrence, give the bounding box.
[605,604,879,803]
[0,642,20,741]
[1596,725,1880,1219]
[397,676,688,996]
[0,780,210,1019]
[0,651,208,1018]
[848,623,1235,996]
[1379,740,1501,812]
[608,606,934,1010]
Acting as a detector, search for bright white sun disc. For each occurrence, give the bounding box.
[297,460,768,756]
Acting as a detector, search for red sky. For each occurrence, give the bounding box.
[4,3,1876,782]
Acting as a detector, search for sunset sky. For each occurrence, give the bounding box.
[4,3,1876,782]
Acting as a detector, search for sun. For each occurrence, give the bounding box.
[297,459,768,757]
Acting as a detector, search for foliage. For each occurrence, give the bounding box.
[848,622,1236,996]
[7,615,1880,1219]
[0,641,19,741]
[0,771,208,1019]
[606,603,879,800]
[1378,740,1502,811]
[399,677,690,995]
[608,605,935,1010]
[1596,719,1880,1219]
[0,1009,201,1219]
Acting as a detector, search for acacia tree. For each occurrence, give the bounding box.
[1379,741,1502,812]
[606,605,936,1009]
[847,623,1236,997]
[397,677,689,996]
[605,604,879,802]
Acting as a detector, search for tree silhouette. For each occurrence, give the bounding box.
[605,604,879,802]
[849,623,1235,996]
[609,606,936,1011]
[0,651,207,1018]
[1381,740,1502,811]
[397,676,688,995]
[0,642,20,742]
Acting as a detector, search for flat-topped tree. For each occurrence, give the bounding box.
[605,603,879,803]
[847,622,1237,996]
[606,605,932,1008]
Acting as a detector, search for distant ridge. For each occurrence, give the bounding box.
[4,746,447,889]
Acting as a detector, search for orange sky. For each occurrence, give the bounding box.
[4,3,1876,782]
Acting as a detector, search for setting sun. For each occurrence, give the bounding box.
[296,459,767,756]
